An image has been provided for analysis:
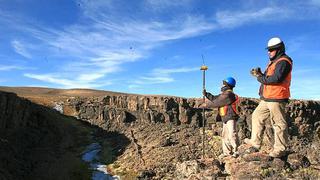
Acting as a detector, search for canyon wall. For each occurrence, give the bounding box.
[65,95,320,165]
[0,91,90,180]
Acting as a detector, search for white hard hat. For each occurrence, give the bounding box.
[266,37,283,50]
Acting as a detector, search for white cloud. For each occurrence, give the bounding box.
[24,73,112,88]
[77,73,105,81]
[78,0,115,18]
[145,0,194,11]
[8,3,215,88]
[146,0,193,7]
[11,40,32,58]
[133,67,198,85]
[0,65,30,71]
[137,76,174,84]
[24,73,73,86]
[88,15,215,43]
[153,67,199,74]
[215,7,293,29]
[3,1,320,90]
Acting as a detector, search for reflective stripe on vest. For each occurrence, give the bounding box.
[262,57,292,99]
[219,94,239,117]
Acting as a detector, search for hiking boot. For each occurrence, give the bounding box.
[244,138,260,152]
[268,150,287,158]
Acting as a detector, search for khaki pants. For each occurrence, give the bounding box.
[222,120,239,155]
[250,100,288,152]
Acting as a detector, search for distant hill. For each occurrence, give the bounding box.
[0,86,128,97]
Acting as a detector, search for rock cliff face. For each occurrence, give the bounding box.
[1,87,319,179]
[66,95,203,129]
[64,94,320,178]
[66,95,320,144]
[0,91,91,180]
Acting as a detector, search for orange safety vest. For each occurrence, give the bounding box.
[262,57,292,99]
[219,93,240,117]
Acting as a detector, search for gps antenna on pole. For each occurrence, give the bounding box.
[200,55,208,159]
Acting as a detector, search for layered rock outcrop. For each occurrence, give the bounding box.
[63,94,320,178]
[65,95,203,130]
[65,95,320,145]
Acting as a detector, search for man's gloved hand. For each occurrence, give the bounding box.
[250,67,263,77]
[203,89,207,96]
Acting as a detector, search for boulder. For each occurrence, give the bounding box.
[287,153,311,170]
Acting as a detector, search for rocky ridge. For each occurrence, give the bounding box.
[61,94,320,179]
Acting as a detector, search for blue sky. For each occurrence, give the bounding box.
[1,0,320,100]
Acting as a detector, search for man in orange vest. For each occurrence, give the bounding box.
[203,77,240,158]
[245,37,293,158]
